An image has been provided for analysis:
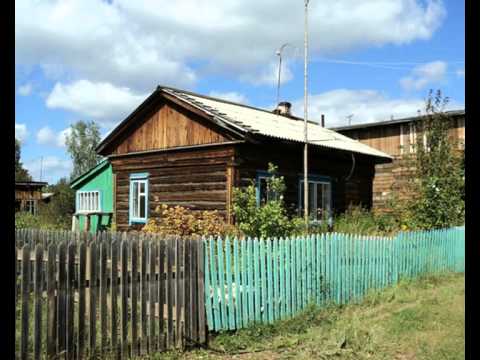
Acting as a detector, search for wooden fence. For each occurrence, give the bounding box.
[15,226,465,358]
[15,231,206,360]
[203,226,465,331]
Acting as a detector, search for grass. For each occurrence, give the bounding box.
[154,272,464,360]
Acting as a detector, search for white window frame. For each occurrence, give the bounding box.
[409,122,417,153]
[299,178,332,222]
[129,173,149,224]
[76,191,101,213]
[25,199,37,216]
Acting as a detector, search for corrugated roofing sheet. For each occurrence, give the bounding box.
[162,88,392,159]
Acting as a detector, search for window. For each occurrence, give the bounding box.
[25,200,37,215]
[129,173,149,223]
[409,122,416,153]
[76,191,101,213]
[255,172,273,205]
[299,177,332,222]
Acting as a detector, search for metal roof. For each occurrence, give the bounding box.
[160,86,392,160]
[331,109,465,132]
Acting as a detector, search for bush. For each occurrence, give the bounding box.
[15,212,61,230]
[142,204,238,237]
[232,163,304,238]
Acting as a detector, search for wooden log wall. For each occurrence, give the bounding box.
[235,142,376,215]
[110,145,235,231]
[15,230,207,359]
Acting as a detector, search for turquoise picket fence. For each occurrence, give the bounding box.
[203,226,465,331]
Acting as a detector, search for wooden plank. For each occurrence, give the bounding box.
[266,239,273,323]
[77,242,87,360]
[279,238,286,318]
[240,239,248,328]
[120,236,128,359]
[197,237,206,343]
[89,241,98,357]
[201,238,214,336]
[272,238,279,321]
[232,238,241,330]
[100,240,108,355]
[47,244,57,359]
[175,236,184,349]
[253,238,261,322]
[166,237,174,348]
[20,245,30,360]
[183,238,191,343]
[191,238,199,343]
[285,238,291,318]
[66,242,76,359]
[131,238,139,356]
[217,237,228,329]
[57,242,67,354]
[291,237,297,314]
[226,237,236,329]
[110,237,119,360]
[247,238,254,325]
[158,237,166,350]
[33,245,43,360]
[140,237,148,354]
[259,238,267,324]
[149,241,157,352]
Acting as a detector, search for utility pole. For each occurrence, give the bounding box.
[39,156,43,182]
[303,0,309,229]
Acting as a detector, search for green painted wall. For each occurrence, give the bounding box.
[73,162,114,233]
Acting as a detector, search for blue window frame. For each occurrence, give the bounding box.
[256,170,281,206]
[129,173,149,224]
[298,174,332,222]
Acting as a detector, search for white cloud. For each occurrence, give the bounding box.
[18,83,32,96]
[208,91,248,104]
[46,80,148,128]
[15,0,446,92]
[400,60,447,91]
[15,123,29,142]
[240,61,294,87]
[36,126,71,147]
[24,156,72,184]
[291,89,462,128]
[456,67,465,78]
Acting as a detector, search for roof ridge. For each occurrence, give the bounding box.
[158,84,314,124]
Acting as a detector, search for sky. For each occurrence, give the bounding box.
[15,0,465,184]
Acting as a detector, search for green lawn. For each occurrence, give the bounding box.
[158,272,465,360]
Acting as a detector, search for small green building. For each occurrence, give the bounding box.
[70,159,114,233]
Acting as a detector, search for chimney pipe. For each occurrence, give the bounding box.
[274,101,292,116]
[321,114,325,127]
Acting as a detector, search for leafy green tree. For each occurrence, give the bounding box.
[15,138,32,181]
[404,90,464,229]
[37,178,76,229]
[65,120,102,180]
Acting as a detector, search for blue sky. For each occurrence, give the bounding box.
[15,0,464,184]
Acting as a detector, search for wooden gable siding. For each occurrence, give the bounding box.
[234,142,375,215]
[110,145,235,231]
[111,100,231,155]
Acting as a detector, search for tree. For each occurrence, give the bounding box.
[37,178,76,229]
[15,138,32,181]
[403,90,464,229]
[65,120,102,180]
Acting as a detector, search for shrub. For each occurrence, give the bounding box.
[232,163,304,238]
[15,212,61,230]
[142,204,237,237]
